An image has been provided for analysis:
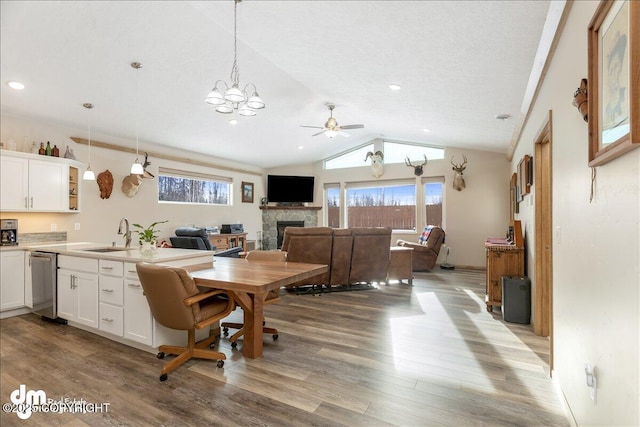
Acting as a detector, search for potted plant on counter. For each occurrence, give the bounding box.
[132,220,168,252]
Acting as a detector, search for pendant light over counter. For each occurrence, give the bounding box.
[82,102,95,180]
[130,61,144,175]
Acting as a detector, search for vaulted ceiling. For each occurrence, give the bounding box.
[1,1,552,169]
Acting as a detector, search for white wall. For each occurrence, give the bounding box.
[513,1,639,425]
[0,114,266,245]
[270,147,510,268]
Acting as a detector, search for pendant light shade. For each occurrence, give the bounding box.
[130,161,144,175]
[82,103,95,181]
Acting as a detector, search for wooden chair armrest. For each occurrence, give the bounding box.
[184,289,229,306]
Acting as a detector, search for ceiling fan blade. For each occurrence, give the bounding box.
[311,130,326,136]
[338,124,364,130]
[300,125,325,129]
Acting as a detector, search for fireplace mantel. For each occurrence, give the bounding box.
[259,205,321,210]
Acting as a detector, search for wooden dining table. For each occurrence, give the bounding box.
[186,257,328,359]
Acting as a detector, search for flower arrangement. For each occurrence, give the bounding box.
[132,220,168,244]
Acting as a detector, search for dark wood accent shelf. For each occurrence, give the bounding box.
[259,206,321,210]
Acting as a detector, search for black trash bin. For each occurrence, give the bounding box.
[501,276,531,324]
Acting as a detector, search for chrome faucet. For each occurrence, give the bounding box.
[118,217,132,248]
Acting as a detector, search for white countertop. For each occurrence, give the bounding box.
[2,242,212,264]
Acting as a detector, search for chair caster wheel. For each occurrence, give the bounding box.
[231,341,238,349]
[217,360,224,368]
[157,352,165,359]
[159,374,168,381]
[223,327,229,336]
[273,334,279,340]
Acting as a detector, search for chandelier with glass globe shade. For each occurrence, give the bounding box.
[205,0,265,116]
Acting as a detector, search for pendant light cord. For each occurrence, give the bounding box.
[136,64,140,159]
[230,0,240,86]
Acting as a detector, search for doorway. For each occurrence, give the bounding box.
[534,111,553,369]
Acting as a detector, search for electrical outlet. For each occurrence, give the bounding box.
[50,224,57,232]
[74,223,80,231]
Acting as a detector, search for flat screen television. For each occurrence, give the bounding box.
[267,175,314,204]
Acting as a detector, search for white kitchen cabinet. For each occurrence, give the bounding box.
[0,150,82,212]
[98,260,124,336]
[0,251,25,311]
[57,255,98,328]
[123,263,153,345]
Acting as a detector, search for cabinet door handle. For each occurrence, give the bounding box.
[101,318,114,323]
[127,283,141,288]
[101,289,114,293]
[30,197,34,208]
[24,197,28,209]
[127,270,137,274]
[101,266,114,270]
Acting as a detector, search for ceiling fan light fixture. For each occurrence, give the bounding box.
[325,130,338,139]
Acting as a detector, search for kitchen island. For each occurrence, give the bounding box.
[1,242,214,353]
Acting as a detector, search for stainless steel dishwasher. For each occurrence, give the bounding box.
[30,251,66,323]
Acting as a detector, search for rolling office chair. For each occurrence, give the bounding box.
[169,227,214,250]
[136,262,235,381]
[221,250,286,349]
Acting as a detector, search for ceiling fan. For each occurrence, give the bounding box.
[301,103,364,138]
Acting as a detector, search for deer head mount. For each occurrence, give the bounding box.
[121,152,154,198]
[451,154,467,191]
[405,155,428,176]
[365,150,384,178]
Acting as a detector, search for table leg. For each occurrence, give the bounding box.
[241,294,265,359]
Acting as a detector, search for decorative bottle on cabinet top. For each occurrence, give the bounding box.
[45,141,52,156]
[38,142,45,155]
[52,145,59,157]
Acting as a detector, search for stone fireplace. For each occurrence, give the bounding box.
[260,206,321,250]
[276,221,304,249]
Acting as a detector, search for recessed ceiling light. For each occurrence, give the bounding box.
[495,114,510,120]
[7,81,25,90]
[229,119,238,125]
[298,145,304,150]
[423,128,431,133]
[389,84,402,90]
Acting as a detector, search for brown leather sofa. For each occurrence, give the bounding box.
[396,226,445,271]
[281,226,392,290]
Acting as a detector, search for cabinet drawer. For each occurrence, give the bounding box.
[99,259,123,276]
[58,255,98,273]
[124,262,139,279]
[209,236,229,249]
[99,276,123,305]
[99,303,123,336]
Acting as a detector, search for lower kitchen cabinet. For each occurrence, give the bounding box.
[123,262,152,345]
[57,255,99,328]
[0,251,25,311]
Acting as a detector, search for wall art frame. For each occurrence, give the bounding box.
[587,0,639,166]
[241,181,254,203]
[518,155,531,198]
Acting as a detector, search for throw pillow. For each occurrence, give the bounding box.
[418,226,435,244]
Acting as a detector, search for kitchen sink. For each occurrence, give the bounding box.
[81,247,130,253]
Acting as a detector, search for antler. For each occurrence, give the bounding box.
[451,154,467,170]
[405,154,427,167]
[419,154,428,166]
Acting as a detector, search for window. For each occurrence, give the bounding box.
[346,181,416,230]
[158,168,231,205]
[424,178,444,227]
[326,185,340,228]
[325,144,374,170]
[383,141,445,164]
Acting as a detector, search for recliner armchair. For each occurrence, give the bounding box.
[396,226,445,271]
[170,227,214,250]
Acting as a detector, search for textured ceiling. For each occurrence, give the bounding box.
[1,1,551,169]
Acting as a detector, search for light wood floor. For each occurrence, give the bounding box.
[0,269,570,426]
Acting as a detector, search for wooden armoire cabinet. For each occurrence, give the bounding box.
[485,220,525,312]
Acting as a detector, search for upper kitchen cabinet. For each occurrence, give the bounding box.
[0,150,83,212]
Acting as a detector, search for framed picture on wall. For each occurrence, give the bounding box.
[588,0,639,166]
[518,155,531,197]
[241,181,254,203]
